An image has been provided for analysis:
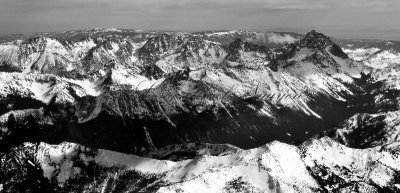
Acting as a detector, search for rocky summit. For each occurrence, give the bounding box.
[1,29,400,192]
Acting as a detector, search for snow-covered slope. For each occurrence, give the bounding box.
[3,133,398,192]
[344,47,400,68]
[0,35,148,77]
[0,72,105,101]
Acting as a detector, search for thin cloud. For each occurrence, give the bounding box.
[246,33,297,45]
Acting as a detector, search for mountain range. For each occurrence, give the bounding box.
[0,28,400,192]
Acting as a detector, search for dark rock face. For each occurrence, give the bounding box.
[138,34,183,65]
[0,96,44,115]
[300,30,333,49]
[274,30,350,62]
[329,43,349,58]
[324,113,387,148]
[225,38,272,61]
[0,144,57,193]
[299,30,348,59]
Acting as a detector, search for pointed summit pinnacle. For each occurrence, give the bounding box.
[300,30,333,49]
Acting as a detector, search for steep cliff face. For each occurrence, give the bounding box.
[1,29,400,192]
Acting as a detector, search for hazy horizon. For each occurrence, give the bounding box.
[1,0,399,40]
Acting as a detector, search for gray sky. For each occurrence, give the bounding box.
[1,0,400,40]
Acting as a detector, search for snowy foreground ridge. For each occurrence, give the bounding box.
[1,29,400,192]
[21,132,400,192]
